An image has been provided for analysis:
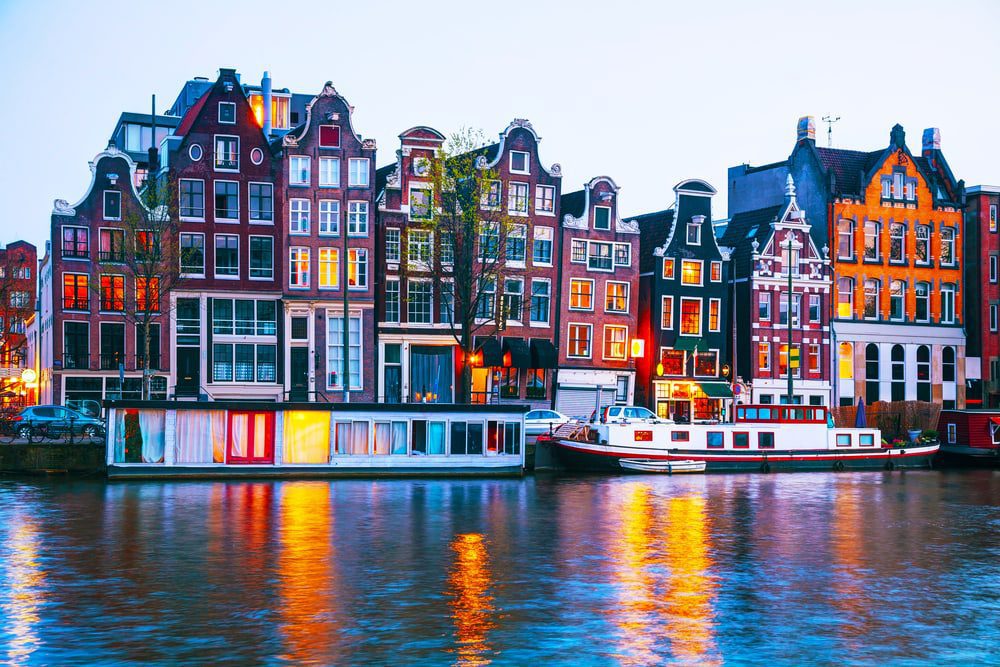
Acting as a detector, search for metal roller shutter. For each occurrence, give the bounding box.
[556,387,619,419]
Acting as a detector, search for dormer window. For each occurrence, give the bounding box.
[510,151,529,175]
[686,221,701,245]
[218,102,236,125]
[103,191,121,221]
[319,125,341,148]
[594,206,611,230]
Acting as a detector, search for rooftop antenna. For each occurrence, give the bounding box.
[821,115,841,148]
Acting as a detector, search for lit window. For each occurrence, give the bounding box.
[289,247,310,288]
[663,258,675,279]
[661,296,673,329]
[680,298,701,335]
[758,342,770,371]
[709,298,720,332]
[570,279,594,310]
[568,324,591,358]
[711,261,722,282]
[837,278,854,318]
[348,248,368,288]
[681,260,702,285]
[319,248,339,289]
[605,282,629,313]
[603,325,627,360]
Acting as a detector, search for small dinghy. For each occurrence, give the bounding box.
[618,458,706,474]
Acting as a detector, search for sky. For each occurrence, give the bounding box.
[0,0,997,254]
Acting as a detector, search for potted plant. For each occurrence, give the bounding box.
[917,429,939,445]
[907,425,922,442]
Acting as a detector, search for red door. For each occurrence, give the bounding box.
[227,411,275,464]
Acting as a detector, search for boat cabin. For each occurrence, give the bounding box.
[735,404,829,424]
[937,410,1000,455]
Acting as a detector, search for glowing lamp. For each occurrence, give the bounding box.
[656,362,665,377]
[630,339,645,359]
[503,351,512,368]
[21,368,36,384]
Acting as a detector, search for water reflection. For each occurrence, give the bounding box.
[1,511,45,665]
[447,533,496,666]
[831,478,873,650]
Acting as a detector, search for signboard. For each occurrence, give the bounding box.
[634,430,653,442]
[789,347,800,369]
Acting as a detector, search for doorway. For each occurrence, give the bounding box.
[289,348,309,401]
[176,348,200,397]
[227,411,274,464]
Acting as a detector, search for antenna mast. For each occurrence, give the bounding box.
[821,115,841,148]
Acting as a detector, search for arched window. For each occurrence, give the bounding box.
[889,223,906,262]
[864,221,880,260]
[864,279,880,319]
[915,282,931,322]
[891,344,905,401]
[865,343,880,403]
[943,346,956,383]
[839,342,854,380]
[917,345,931,402]
[837,277,854,319]
[890,280,905,321]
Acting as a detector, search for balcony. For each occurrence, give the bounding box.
[61,248,89,260]
[62,352,90,370]
[99,250,125,263]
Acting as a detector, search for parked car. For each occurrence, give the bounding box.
[524,409,571,436]
[11,405,105,440]
[600,405,665,423]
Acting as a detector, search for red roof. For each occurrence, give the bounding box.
[174,86,212,137]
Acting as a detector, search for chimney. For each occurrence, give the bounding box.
[890,124,905,148]
[922,127,940,155]
[262,71,272,137]
[796,116,815,143]
[147,94,158,176]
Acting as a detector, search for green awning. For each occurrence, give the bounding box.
[673,337,704,352]
[698,382,733,398]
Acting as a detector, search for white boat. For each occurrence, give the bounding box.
[618,458,706,473]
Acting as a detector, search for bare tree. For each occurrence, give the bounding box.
[425,128,520,403]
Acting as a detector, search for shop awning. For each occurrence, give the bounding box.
[502,337,531,369]
[990,416,1000,426]
[698,382,733,398]
[673,337,704,352]
[530,338,558,369]
[476,337,502,367]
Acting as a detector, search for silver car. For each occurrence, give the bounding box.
[524,409,571,436]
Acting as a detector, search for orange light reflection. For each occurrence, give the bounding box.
[2,515,45,665]
[447,533,496,666]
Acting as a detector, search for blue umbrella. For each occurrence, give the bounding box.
[855,397,867,428]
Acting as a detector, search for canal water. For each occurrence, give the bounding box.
[0,471,997,666]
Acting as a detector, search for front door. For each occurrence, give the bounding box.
[289,348,309,401]
[176,348,200,397]
[384,366,402,403]
[227,411,274,464]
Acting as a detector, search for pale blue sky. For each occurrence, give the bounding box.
[1,0,997,253]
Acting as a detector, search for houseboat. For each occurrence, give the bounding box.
[936,410,1000,465]
[104,401,526,479]
[548,404,938,473]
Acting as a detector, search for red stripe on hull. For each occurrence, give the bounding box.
[554,441,938,462]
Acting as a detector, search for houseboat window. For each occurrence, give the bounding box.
[451,422,484,455]
[743,408,758,420]
[836,434,851,447]
[758,408,773,420]
[113,409,166,464]
[671,431,690,442]
[757,433,775,449]
[946,424,956,444]
[229,412,274,463]
[411,420,446,455]
[706,432,723,448]
[284,411,332,463]
[487,421,503,454]
[174,410,226,464]
[733,432,749,448]
[789,408,805,421]
[503,423,521,455]
[335,421,370,455]
[374,421,408,455]
[860,434,876,447]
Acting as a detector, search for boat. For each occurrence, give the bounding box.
[548,404,938,473]
[618,458,706,473]
[936,409,1000,466]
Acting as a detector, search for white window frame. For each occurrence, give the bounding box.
[710,260,723,282]
[941,283,956,324]
[348,248,368,290]
[326,315,363,391]
[758,341,771,372]
[319,157,341,188]
[991,305,998,332]
[709,298,722,333]
[179,232,205,277]
[508,181,529,216]
[289,247,311,289]
[661,295,674,329]
[178,178,206,221]
[509,150,530,175]
[213,180,240,222]
[347,201,369,236]
[569,239,587,264]
[289,198,311,235]
[532,227,553,266]
[602,324,628,361]
[567,322,592,359]
[529,278,551,326]
[289,156,311,187]
[213,134,240,172]
[569,278,595,312]
[318,247,340,290]
[686,222,701,245]
[586,240,614,272]
[991,256,998,283]
[480,180,502,211]
[408,186,433,221]
[662,258,675,279]
[506,224,527,267]
[218,101,236,125]
[385,228,401,263]
[103,190,122,221]
[535,184,555,214]
[385,279,400,323]
[248,235,274,281]
[407,229,433,269]
[680,258,704,286]
[604,280,630,314]
[348,158,370,187]
[679,296,702,336]
[214,233,239,279]
[407,279,434,324]
[319,200,340,236]
[248,182,273,224]
[593,206,612,230]
[502,276,525,324]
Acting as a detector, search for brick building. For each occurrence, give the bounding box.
[0,240,38,403]
[554,176,639,415]
[964,185,1000,406]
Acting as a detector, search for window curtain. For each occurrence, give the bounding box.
[349,421,369,455]
[113,410,126,463]
[138,410,166,463]
[410,346,453,403]
[427,421,446,455]
[391,422,407,455]
[284,411,331,463]
[174,410,226,463]
[231,414,248,459]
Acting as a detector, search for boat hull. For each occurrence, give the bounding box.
[936,445,1000,467]
[553,439,938,473]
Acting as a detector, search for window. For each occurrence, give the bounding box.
[347,201,369,235]
[587,241,613,271]
[917,345,931,401]
[289,248,310,288]
[710,261,722,282]
[481,180,502,210]
[570,279,594,311]
[215,136,239,170]
[662,258,675,279]
[686,222,701,245]
[890,280,905,320]
[95,228,122,264]
[863,220,880,260]
[289,199,310,234]
[779,293,801,326]
[409,187,432,220]
[865,343,880,404]
[510,151,529,174]
[915,225,930,264]
[506,225,526,264]
[659,349,685,376]
[839,342,853,379]
[758,433,775,449]
[100,275,125,311]
[135,277,160,313]
[319,125,340,148]
[503,278,523,322]
[709,298,721,332]
[904,178,917,201]
[837,219,854,259]
[604,325,627,360]
[567,324,591,358]
[570,239,586,263]
[385,228,401,262]
[530,280,550,324]
[214,181,239,220]
[318,248,339,289]
[992,256,998,283]
[213,344,277,383]
[615,243,631,267]
[594,206,611,230]
[248,183,273,222]
[915,282,931,322]
[62,273,89,310]
[889,223,905,262]
[733,432,750,449]
[499,368,519,398]
[992,305,999,332]
[941,227,956,266]
[758,342,770,371]
[385,279,400,323]
[63,322,89,369]
[348,248,368,288]
[440,282,455,323]
[61,226,89,258]
[327,316,362,389]
[348,158,370,187]
[941,283,956,323]
[661,296,674,329]
[681,260,702,286]
[893,171,904,199]
[706,432,724,449]
[808,344,820,374]
[758,292,771,321]
[947,423,957,444]
[318,200,340,236]
[440,232,454,265]
[179,179,205,219]
[535,185,555,213]
[616,376,629,403]
[479,223,501,262]
[215,235,239,277]
[319,157,340,187]
[408,229,432,266]
[991,204,998,233]
[881,177,892,199]
[290,156,310,186]
[809,294,821,322]
[100,323,126,370]
[249,236,273,279]
[605,282,629,313]
[533,227,553,264]
[889,344,905,401]
[103,191,121,220]
[476,277,496,320]
[680,298,701,335]
[408,281,433,323]
[218,102,236,124]
[136,230,159,259]
[526,370,547,400]
[508,182,529,214]
[864,279,880,319]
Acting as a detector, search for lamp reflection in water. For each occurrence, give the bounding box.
[277,482,341,664]
[1,513,45,665]
[447,533,496,666]
[831,478,872,649]
[608,484,720,666]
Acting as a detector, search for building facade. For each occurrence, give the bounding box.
[634,180,733,421]
[0,240,38,405]
[964,185,1000,406]
[555,176,639,415]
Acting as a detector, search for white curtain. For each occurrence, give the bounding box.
[428,421,446,455]
[139,410,166,463]
[284,411,331,463]
[374,422,391,455]
[349,421,369,455]
[174,411,226,463]
[391,422,407,455]
[113,410,126,463]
